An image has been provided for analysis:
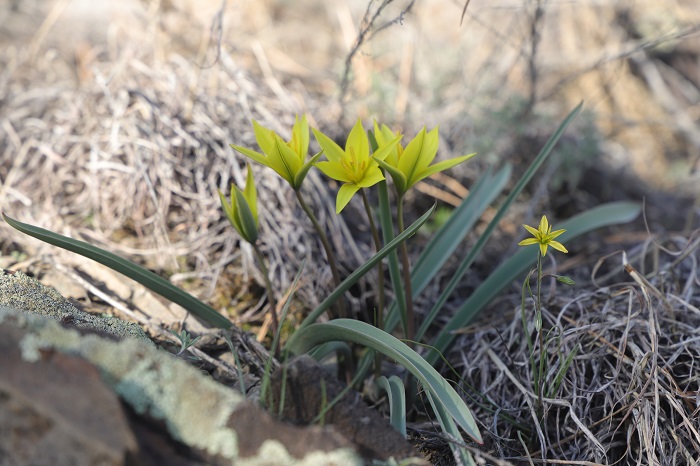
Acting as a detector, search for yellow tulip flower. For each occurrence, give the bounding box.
[218,165,259,245]
[519,215,568,257]
[373,122,476,197]
[313,119,401,213]
[230,115,322,190]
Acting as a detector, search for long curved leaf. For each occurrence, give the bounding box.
[286,318,483,444]
[426,390,476,466]
[2,213,232,328]
[376,375,407,437]
[425,201,641,365]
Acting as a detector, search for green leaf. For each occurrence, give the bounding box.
[413,165,511,304]
[286,319,482,444]
[293,203,436,333]
[376,375,407,437]
[553,274,575,285]
[425,201,641,365]
[307,341,353,363]
[2,213,232,329]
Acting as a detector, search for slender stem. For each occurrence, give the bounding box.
[253,242,279,355]
[361,189,386,378]
[397,195,415,343]
[294,189,346,318]
[535,251,544,419]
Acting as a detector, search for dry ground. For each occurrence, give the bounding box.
[1,0,699,464]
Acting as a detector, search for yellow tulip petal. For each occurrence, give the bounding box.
[274,138,303,182]
[410,152,477,188]
[345,119,369,161]
[292,114,310,159]
[549,241,568,253]
[316,161,353,183]
[523,224,540,237]
[414,126,440,173]
[374,121,402,166]
[539,243,548,257]
[252,120,276,156]
[538,216,549,234]
[356,165,385,188]
[518,238,539,246]
[336,183,361,213]
[230,144,272,170]
[312,128,345,163]
[372,135,402,162]
[549,228,566,240]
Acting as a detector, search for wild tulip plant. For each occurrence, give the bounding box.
[3,102,644,465]
[519,215,576,426]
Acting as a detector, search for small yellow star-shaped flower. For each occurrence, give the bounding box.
[519,215,568,257]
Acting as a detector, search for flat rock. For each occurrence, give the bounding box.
[0,307,363,465]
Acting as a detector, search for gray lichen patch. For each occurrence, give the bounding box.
[0,267,150,342]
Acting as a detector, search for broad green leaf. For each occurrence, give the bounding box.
[294,204,435,332]
[376,375,407,437]
[286,319,483,444]
[425,201,641,365]
[308,341,352,363]
[2,213,232,328]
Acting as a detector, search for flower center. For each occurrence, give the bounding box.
[340,146,368,184]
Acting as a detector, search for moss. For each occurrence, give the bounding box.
[0,267,150,342]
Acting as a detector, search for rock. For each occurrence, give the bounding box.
[0,308,363,465]
[0,320,138,466]
[269,356,424,463]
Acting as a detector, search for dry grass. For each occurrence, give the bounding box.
[439,230,700,465]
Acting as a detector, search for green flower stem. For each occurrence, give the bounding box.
[253,242,280,354]
[396,195,415,343]
[294,189,346,318]
[535,251,544,420]
[361,189,386,377]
